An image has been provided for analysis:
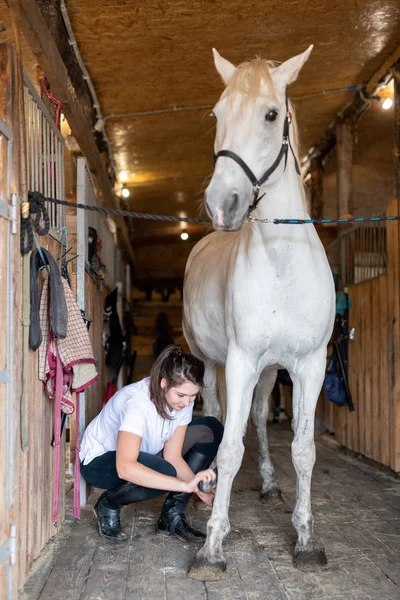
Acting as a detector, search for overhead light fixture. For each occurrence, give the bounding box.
[381,97,393,110]
[180,231,189,241]
[121,184,130,198]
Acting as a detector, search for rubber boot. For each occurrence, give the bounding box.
[156,448,214,542]
[94,481,147,542]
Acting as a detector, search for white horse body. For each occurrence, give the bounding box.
[184,219,333,373]
[184,47,335,579]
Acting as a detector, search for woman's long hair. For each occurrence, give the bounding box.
[149,345,205,419]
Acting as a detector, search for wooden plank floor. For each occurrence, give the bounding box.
[20,423,400,600]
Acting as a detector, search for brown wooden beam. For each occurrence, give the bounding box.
[394,60,400,200]
[6,0,135,263]
[336,121,353,218]
[310,156,324,220]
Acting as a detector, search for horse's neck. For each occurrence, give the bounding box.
[253,162,307,222]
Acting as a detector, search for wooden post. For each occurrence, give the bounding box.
[395,60,400,200]
[310,156,324,220]
[336,121,354,287]
[336,121,354,218]
[392,60,400,472]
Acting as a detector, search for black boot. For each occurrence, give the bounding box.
[156,448,215,542]
[94,481,147,542]
[157,492,206,541]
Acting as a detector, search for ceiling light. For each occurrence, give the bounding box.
[180,232,189,241]
[119,171,128,181]
[121,185,130,198]
[381,97,393,110]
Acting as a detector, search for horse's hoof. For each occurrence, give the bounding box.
[293,540,328,571]
[187,556,227,581]
[260,487,283,506]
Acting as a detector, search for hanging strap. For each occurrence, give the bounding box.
[21,252,30,451]
[53,343,63,527]
[73,392,81,519]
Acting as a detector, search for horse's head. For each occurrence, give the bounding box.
[205,46,313,231]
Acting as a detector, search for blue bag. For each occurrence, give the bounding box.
[323,354,347,407]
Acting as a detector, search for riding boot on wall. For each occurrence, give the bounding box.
[156,448,215,542]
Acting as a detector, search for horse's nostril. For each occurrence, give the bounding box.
[232,193,239,209]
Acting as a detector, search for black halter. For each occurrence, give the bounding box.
[213,93,301,215]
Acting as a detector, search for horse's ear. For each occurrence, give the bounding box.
[212,49,236,85]
[272,45,313,88]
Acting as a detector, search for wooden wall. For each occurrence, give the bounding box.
[319,197,400,473]
[17,236,65,588]
[0,41,123,598]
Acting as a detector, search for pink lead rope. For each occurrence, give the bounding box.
[53,344,63,527]
[73,392,81,519]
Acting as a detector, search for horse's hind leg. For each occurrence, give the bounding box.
[183,324,221,419]
[251,369,283,504]
[290,349,328,570]
[202,360,221,419]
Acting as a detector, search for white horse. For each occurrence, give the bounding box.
[183,46,335,579]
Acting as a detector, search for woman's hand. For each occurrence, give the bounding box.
[182,468,216,494]
[196,488,216,507]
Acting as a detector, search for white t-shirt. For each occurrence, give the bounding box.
[79,377,193,465]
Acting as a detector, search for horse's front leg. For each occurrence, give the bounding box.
[187,349,258,581]
[290,350,328,570]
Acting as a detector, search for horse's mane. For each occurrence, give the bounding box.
[225,57,308,211]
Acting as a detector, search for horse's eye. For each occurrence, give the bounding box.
[265,110,278,122]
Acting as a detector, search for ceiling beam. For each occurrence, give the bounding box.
[303,44,400,172]
[6,0,135,263]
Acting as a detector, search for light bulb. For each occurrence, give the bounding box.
[382,97,393,110]
[121,186,130,198]
[180,232,189,241]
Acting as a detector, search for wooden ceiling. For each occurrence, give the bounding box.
[1,0,400,281]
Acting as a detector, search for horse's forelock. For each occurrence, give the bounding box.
[226,58,277,100]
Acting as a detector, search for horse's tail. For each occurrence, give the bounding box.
[216,365,227,423]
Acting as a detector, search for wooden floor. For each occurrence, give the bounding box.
[20,423,400,600]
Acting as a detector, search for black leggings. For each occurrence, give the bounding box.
[80,416,223,494]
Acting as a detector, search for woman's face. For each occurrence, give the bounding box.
[161,378,200,411]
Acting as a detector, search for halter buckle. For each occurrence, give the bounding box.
[282,137,289,146]
[287,111,292,124]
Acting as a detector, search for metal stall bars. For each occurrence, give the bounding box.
[76,156,116,504]
[24,73,65,237]
[326,219,387,288]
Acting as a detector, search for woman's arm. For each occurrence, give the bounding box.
[116,430,214,493]
[116,431,187,492]
[163,425,195,482]
[164,425,216,507]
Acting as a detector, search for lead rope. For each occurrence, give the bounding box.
[73,392,81,519]
[53,342,63,527]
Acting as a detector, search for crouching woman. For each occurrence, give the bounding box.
[79,345,223,542]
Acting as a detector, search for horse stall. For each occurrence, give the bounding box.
[1,1,400,599]
[317,78,400,473]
